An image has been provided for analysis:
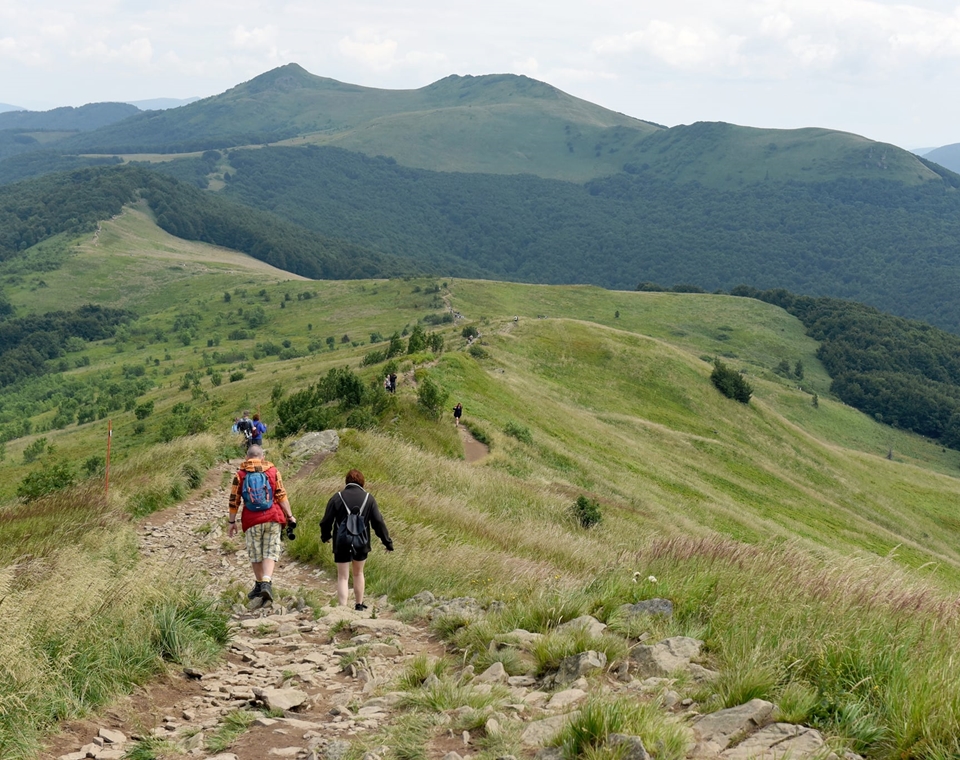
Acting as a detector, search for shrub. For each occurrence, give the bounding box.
[504,420,532,444]
[134,400,155,420]
[22,438,48,464]
[17,461,76,502]
[417,376,449,420]
[468,344,488,359]
[462,325,479,339]
[711,359,752,403]
[228,371,245,383]
[573,495,602,528]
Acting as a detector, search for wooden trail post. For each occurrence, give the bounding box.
[105,420,113,496]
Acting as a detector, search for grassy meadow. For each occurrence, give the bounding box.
[5,208,960,757]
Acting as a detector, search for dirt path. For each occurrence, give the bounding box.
[459,425,490,463]
[38,458,443,760]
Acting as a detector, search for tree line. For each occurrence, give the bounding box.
[733,286,960,448]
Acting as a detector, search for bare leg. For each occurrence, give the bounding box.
[336,562,351,606]
[352,560,366,605]
[251,561,263,581]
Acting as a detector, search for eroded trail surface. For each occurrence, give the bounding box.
[39,459,443,760]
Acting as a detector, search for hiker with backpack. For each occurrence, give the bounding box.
[319,469,393,610]
[249,413,267,446]
[227,444,297,604]
[236,410,254,448]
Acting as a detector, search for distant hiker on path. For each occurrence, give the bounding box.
[228,444,296,604]
[389,372,397,393]
[453,402,463,426]
[320,469,394,610]
[249,413,266,447]
[236,410,253,448]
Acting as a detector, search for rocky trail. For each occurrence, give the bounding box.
[38,453,858,760]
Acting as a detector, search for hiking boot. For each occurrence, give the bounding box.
[354,602,368,611]
[260,581,274,604]
[247,581,263,600]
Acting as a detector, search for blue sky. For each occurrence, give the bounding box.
[2,0,959,149]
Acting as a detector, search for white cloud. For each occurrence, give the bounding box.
[74,37,154,67]
[594,20,745,69]
[232,24,279,52]
[339,31,399,71]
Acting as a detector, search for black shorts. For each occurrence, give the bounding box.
[334,546,369,564]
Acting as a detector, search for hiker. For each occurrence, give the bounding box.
[227,444,296,604]
[236,410,253,446]
[384,375,391,392]
[320,469,393,610]
[231,417,240,434]
[389,372,397,393]
[250,413,267,446]
[453,402,463,426]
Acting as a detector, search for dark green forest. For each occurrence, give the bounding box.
[0,304,133,388]
[734,286,960,448]
[199,146,960,331]
[0,151,123,185]
[0,166,412,279]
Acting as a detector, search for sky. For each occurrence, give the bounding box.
[1,0,959,150]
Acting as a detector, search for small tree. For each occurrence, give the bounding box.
[417,376,448,420]
[407,324,428,354]
[573,495,602,528]
[710,359,752,404]
[794,359,805,380]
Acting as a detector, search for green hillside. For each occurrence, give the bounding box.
[4,207,960,564]
[6,63,932,189]
[58,65,661,181]
[8,211,960,757]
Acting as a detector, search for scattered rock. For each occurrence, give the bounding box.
[546,688,587,711]
[256,687,309,711]
[556,615,606,638]
[720,723,828,760]
[475,662,509,684]
[521,711,581,747]
[692,699,775,753]
[555,650,607,685]
[631,636,703,678]
[608,733,651,760]
[619,598,673,618]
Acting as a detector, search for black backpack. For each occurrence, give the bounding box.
[336,491,370,557]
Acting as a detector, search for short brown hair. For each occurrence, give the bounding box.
[252,413,260,421]
[345,469,365,486]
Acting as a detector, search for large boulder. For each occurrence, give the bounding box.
[289,430,340,459]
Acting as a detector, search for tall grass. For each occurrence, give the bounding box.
[0,435,228,760]
[0,537,230,760]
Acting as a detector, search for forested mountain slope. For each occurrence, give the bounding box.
[194,145,960,331]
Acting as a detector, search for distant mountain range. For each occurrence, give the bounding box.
[3,63,960,332]
[125,97,201,111]
[923,144,960,175]
[0,103,23,113]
